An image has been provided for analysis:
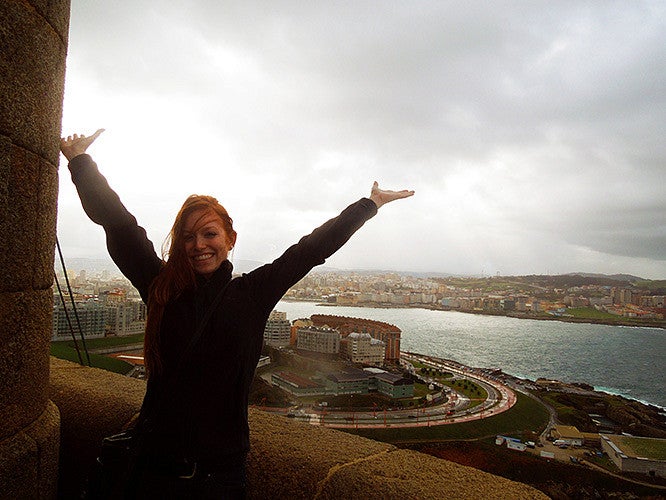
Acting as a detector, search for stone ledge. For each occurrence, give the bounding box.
[49,357,547,499]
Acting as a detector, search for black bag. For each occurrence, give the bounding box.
[85,429,143,499]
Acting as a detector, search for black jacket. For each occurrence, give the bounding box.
[68,154,377,461]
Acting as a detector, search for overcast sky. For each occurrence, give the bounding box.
[58,1,666,279]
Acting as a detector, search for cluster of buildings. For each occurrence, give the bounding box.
[285,271,665,320]
[262,312,402,366]
[52,288,146,341]
[263,311,413,400]
[52,269,147,341]
[284,271,444,306]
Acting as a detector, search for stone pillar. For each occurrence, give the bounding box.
[0,1,71,498]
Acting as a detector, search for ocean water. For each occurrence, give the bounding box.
[277,301,666,409]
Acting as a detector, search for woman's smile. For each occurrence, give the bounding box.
[183,209,233,278]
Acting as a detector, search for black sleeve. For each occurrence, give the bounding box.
[68,154,162,301]
[244,197,378,315]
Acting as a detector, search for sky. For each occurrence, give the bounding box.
[58,1,666,279]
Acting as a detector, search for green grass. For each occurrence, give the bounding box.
[345,391,550,443]
[52,332,145,350]
[413,382,430,398]
[615,436,666,461]
[441,379,488,409]
[50,338,136,375]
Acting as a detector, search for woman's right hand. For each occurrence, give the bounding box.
[60,128,105,161]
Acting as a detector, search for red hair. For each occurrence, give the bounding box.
[144,195,236,376]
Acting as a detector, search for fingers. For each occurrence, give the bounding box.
[61,129,105,141]
[62,133,79,143]
[60,129,105,150]
[59,129,105,160]
[91,128,105,140]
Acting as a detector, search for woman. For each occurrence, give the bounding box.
[60,129,414,498]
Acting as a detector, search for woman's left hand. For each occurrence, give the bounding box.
[369,181,415,209]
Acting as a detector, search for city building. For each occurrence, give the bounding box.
[324,369,370,395]
[342,332,385,365]
[365,368,414,398]
[105,300,146,336]
[263,310,291,347]
[271,371,326,397]
[601,434,666,478]
[550,425,584,447]
[52,300,106,341]
[311,315,401,362]
[290,318,313,345]
[322,368,414,398]
[296,326,341,354]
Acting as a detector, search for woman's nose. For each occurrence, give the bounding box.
[194,235,206,249]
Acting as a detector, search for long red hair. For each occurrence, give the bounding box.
[144,195,236,376]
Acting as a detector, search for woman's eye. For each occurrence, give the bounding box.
[205,232,217,238]
[184,234,194,242]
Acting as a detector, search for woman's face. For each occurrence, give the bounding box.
[183,209,234,278]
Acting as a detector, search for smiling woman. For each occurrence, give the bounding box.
[59,128,413,498]
[181,200,237,278]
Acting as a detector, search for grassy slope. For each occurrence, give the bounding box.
[50,334,141,374]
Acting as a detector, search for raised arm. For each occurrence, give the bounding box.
[60,128,161,300]
[60,128,105,161]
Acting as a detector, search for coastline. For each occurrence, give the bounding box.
[280,299,666,409]
[282,299,666,330]
[405,351,666,414]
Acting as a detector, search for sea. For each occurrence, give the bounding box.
[276,300,666,410]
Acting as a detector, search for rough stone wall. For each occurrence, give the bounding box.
[0,1,71,498]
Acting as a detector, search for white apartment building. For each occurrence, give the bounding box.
[344,332,385,366]
[52,300,106,341]
[296,326,340,354]
[263,310,291,347]
[106,300,146,336]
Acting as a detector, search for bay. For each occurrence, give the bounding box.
[276,300,666,409]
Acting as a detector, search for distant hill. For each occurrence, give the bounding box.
[564,272,644,282]
[54,258,650,284]
[310,267,458,278]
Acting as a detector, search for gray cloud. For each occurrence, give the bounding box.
[59,1,666,279]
